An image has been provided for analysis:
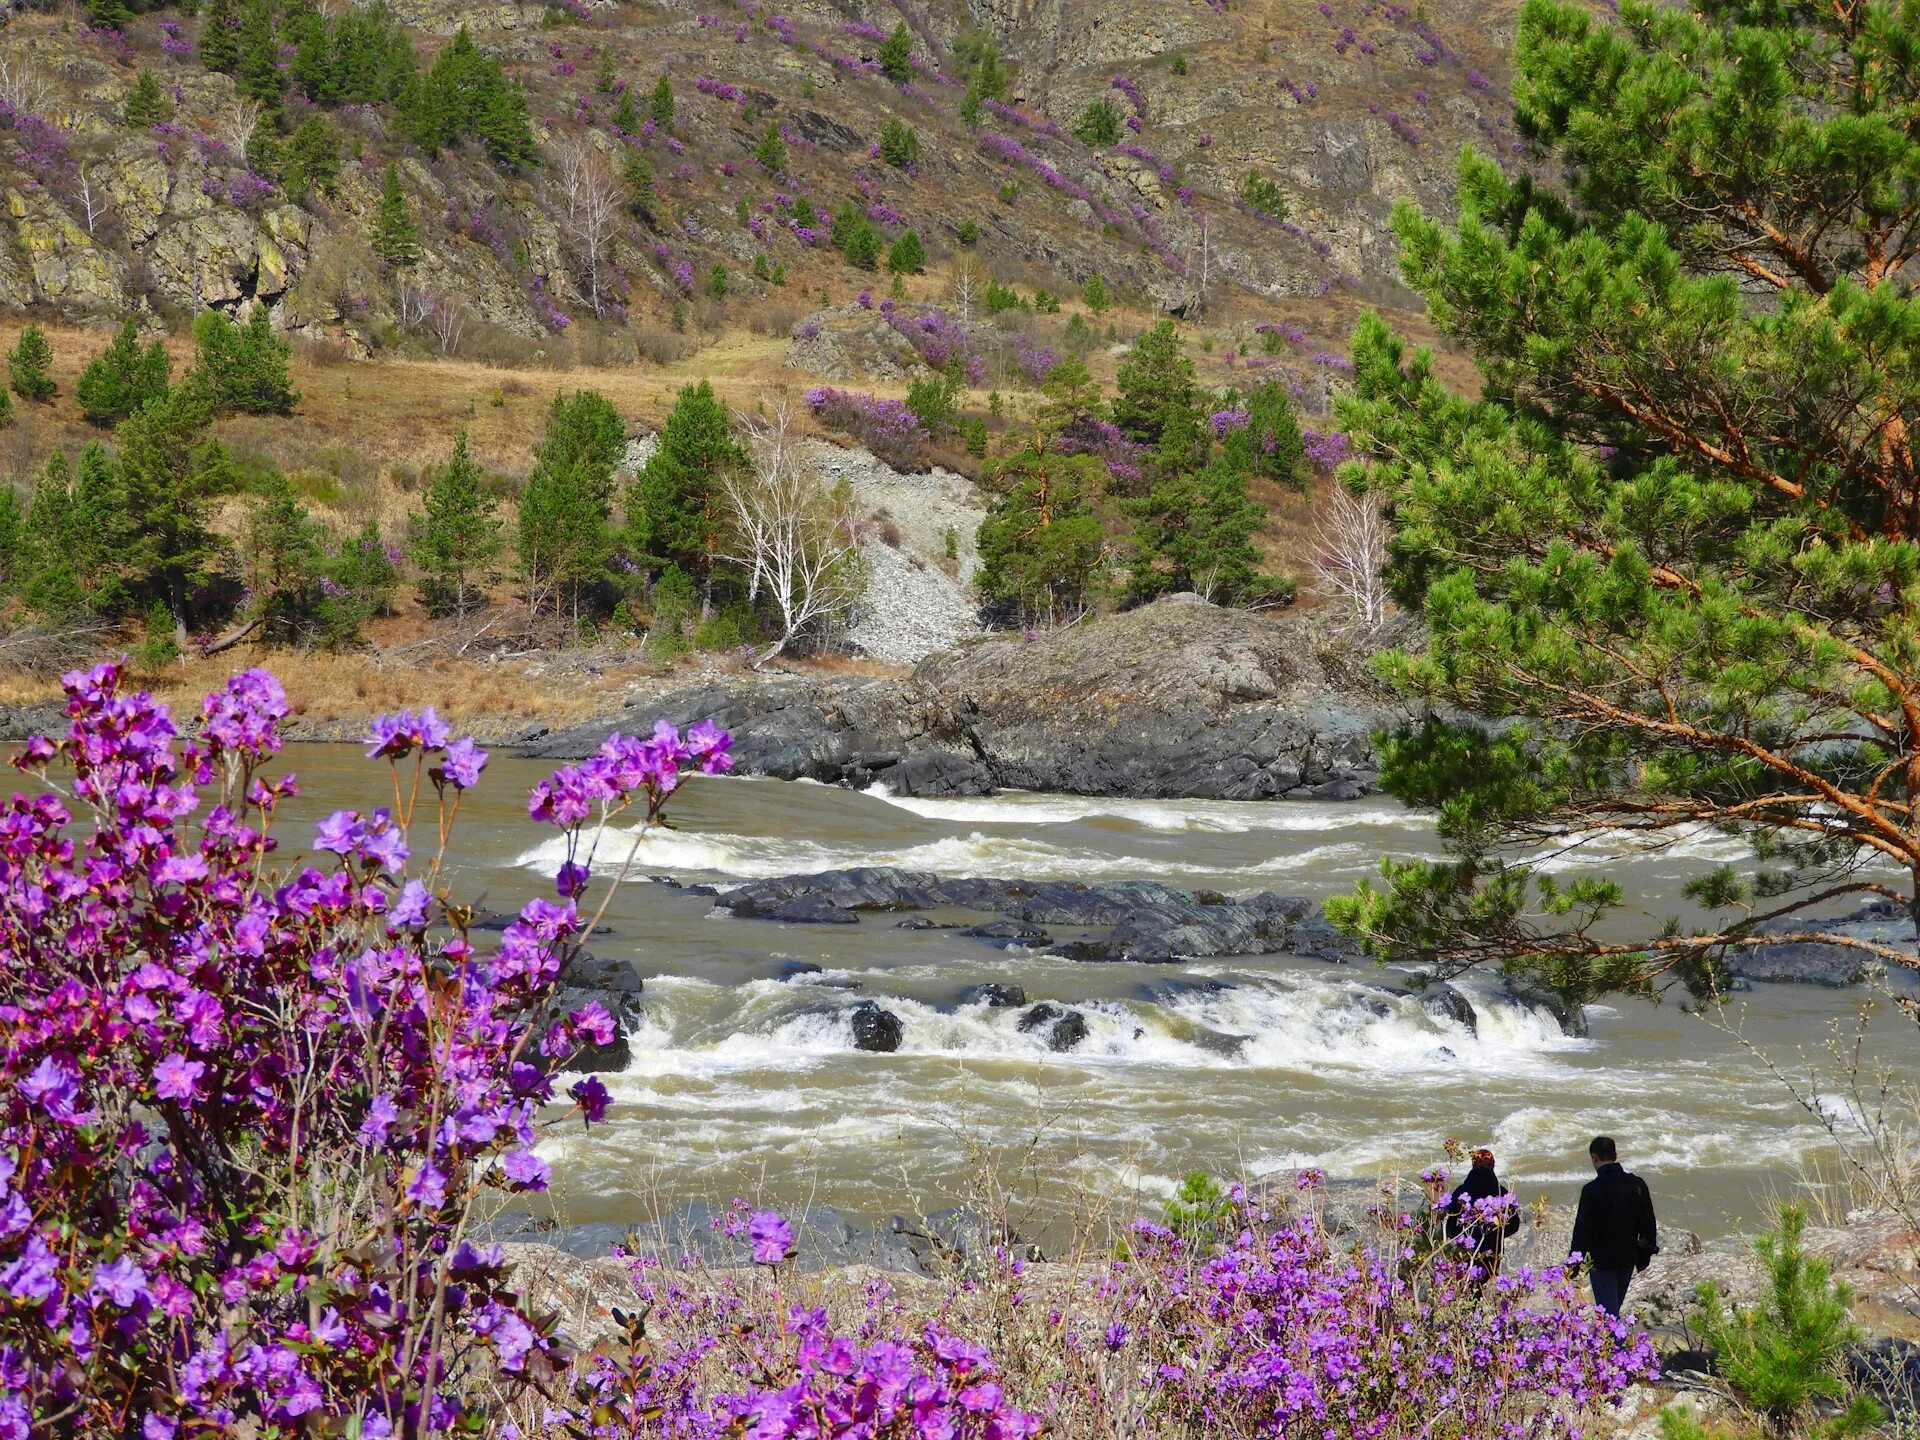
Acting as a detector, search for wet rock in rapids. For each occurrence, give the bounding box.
[1016,1002,1090,1052]
[959,982,1027,1008]
[850,1000,904,1052]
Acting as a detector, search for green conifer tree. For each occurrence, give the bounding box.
[123,70,168,128]
[198,0,241,73]
[114,384,236,618]
[407,430,502,619]
[1323,0,1920,991]
[281,115,340,200]
[843,219,882,271]
[75,318,172,427]
[1112,320,1196,447]
[879,118,920,168]
[1072,98,1121,146]
[612,87,640,134]
[648,73,674,131]
[626,379,742,585]
[371,163,421,269]
[517,390,625,618]
[877,22,913,85]
[755,120,786,173]
[887,229,926,275]
[8,325,55,403]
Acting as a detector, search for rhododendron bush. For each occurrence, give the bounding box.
[0,663,728,1436]
[0,665,1655,1439]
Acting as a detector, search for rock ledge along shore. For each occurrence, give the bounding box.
[524,596,1415,800]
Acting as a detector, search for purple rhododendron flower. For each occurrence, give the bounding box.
[91,1256,151,1307]
[501,1150,550,1190]
[153,1054,206,1101]
[749,1210,794,1265]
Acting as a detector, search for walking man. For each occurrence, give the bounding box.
[1569,1135,1658,1318]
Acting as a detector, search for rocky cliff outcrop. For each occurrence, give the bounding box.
[526,596,1406,799]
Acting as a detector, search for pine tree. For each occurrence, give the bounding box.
[1112,320,1196,446]
[958,89,984,127]
[612,87,640,134]
[1127,456,1270,606]
[626,380,742,586]
[281,115,340,200]
[1081,274,1110,315]
[977,443,1108,626]
[123,70,168,128]
[1073,98,1122,146]
[189,308,297,416]
[879,118,920,168]
[754,121,786,173]
[75,318,172,427]
[244,468,327,645]
[887,229,926,275]
[83,0,136,28]
[371,163,421,269]
[236,0,285,117]
[877,22,913,85]
[407,430,502,619]
[198,0,241,73]
[648,73,674,131]
[842,218,882,271]
[517,390,625,617]
[0,386,12,431]
[1322,0,1920,994]
[114,384,236,617]
[8,325,55,403]
[1229,381,1307,487]
[1679,1207,1880,1439]
[477,76,537,168]
[0,486,23,594]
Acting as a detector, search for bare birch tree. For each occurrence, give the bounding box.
[222,99,264,157]
[950,255,981,327]
[431,297,467,357]
[1312,481,1391,633]
[75,162,108,238]
[555,139,623,317]
[0,56,53,117]
[722,399,865,666]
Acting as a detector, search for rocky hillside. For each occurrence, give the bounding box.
[0,0,1525,362]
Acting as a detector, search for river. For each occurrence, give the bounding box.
[273,745,1916,1242]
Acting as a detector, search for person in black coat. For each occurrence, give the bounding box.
[1568,1135,1658,1318]
[1445,1147,1520,1275]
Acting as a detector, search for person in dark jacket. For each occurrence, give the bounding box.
[1445,1147,1520,1275]
[1568,1135,1658,1317]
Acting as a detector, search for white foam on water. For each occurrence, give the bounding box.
[863,785,1427,835]
[517,821,1374,885]
[607,973,1581,1081]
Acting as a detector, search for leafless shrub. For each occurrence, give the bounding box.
[746,301,806,337]
[293,335,348,367]
[0,617,115,678]
[633,325,691,365]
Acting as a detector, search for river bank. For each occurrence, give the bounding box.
[0,596,1410,799]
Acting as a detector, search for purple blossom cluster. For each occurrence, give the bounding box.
[1110,73,1146,116]
[881,306,987,385]
[1304,427,1353,468]
[1102,1189,1660,1437]
[0,663,733,1435]
[1058,415,1146,488]
[696,75,743,103]
[805,387,929,468]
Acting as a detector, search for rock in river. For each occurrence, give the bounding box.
[850,1000,904,1052]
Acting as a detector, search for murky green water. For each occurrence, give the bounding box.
[270,745,1915,1240]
